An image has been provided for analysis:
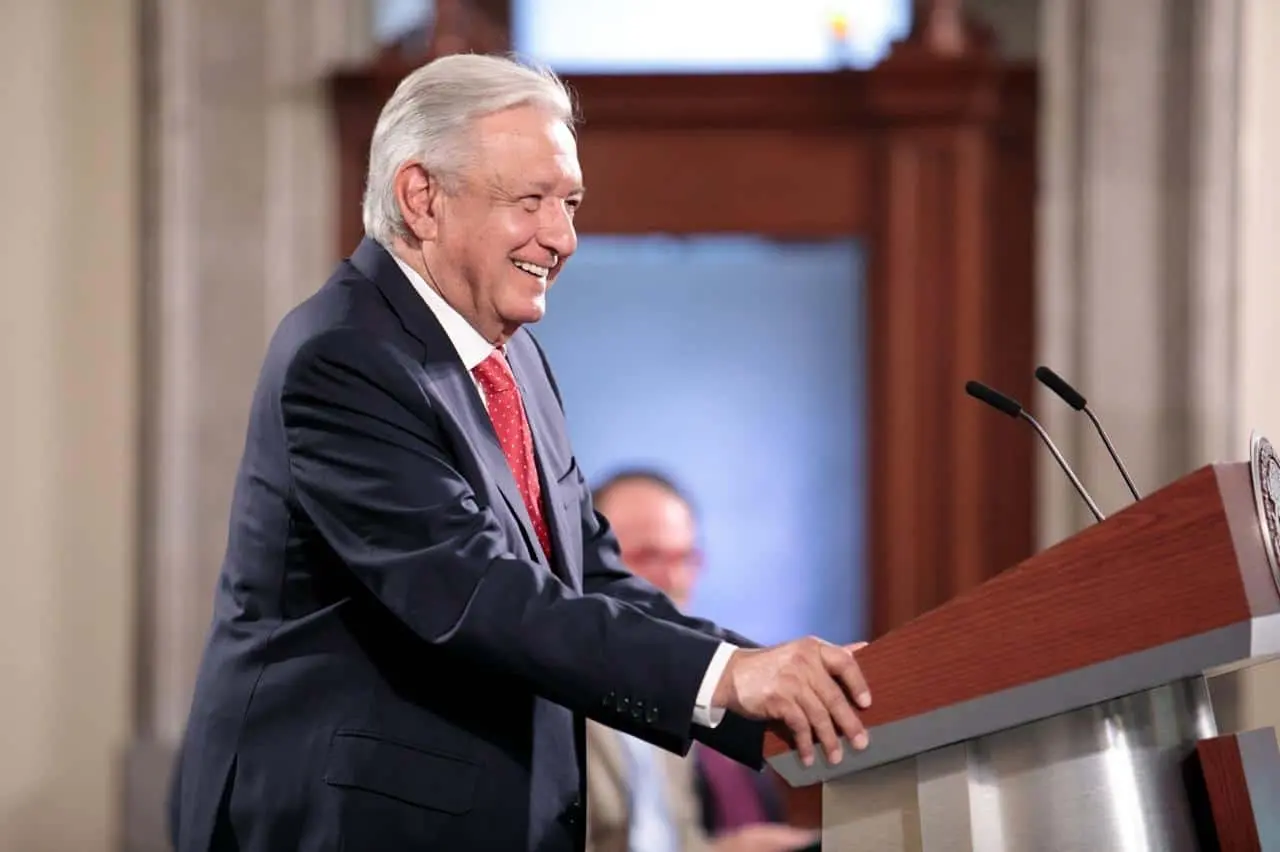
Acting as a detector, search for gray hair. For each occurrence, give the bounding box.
[361,53,576,247]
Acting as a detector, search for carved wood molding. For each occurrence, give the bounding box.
[891,0,997,60]
[373,0,510,64]
[425,0,509,58]
[864,58,1038,633]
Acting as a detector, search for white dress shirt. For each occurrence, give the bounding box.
[391,255,735,729]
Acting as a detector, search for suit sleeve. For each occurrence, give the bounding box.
[280,328,721,753]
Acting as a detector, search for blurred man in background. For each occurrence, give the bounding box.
[586,470,809,852]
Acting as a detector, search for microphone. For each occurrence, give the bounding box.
[1034,365,1142,501]
[964,380,1107,522]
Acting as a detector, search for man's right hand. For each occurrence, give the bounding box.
[711,637,871,767]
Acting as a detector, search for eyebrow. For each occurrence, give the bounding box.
[528,179,585,198]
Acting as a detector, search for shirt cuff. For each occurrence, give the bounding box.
[691,641,738,729]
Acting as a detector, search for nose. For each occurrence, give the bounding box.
[539,202,577,263]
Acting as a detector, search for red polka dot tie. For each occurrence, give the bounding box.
[472,350,554,562]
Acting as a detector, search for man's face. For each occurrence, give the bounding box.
[598,481,702,609]
[402,104,584,343]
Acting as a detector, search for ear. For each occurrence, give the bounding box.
[393,162,444,242]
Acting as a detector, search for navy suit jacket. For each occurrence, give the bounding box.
[168,238,764,852]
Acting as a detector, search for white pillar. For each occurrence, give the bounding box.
[1226,0,1280,745]
[1234,2,1280,440]
[1037,0,1203,546]
[1040,0,1280,743]
[125,1,375,848]
[0,1,140,850]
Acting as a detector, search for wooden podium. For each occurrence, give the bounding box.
[764,436,1280,850]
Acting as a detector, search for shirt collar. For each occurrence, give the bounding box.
[391,254,497,371]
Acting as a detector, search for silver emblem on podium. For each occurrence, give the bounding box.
[1248,431,1280,592]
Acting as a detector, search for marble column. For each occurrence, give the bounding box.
[1039,0,1280,741]
[0,2,139,849]
[1038,0,1202,544]
[1220,0,1280,743]
[1234,3,1280,438]
[124,1,375,849]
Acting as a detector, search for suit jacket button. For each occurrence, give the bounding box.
[631,706,642,720]
[618,697,629,713]
[646,707,659,723]
[603,691,615,709]
[564,798,583,825]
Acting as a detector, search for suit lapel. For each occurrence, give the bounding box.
[350,238,552,570]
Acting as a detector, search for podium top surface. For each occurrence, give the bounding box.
[766,450,1280,787]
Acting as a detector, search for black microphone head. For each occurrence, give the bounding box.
[965,380,1023,418]
[1035,365,1087,410]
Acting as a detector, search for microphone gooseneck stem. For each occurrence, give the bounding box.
[1021,411,1107,522]
[1083,406,1142,501]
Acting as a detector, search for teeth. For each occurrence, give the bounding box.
[512,259,550,277]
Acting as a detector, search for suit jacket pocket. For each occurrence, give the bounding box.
[324,729,479,813]
[553,454,580,486]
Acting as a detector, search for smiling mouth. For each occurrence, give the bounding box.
[512,259,551,279]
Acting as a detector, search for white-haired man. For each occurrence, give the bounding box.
[169,54,871,852]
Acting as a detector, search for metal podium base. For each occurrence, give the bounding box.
[822,677,1218,851]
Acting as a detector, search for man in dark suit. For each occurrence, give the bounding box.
[169,53,871,852]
